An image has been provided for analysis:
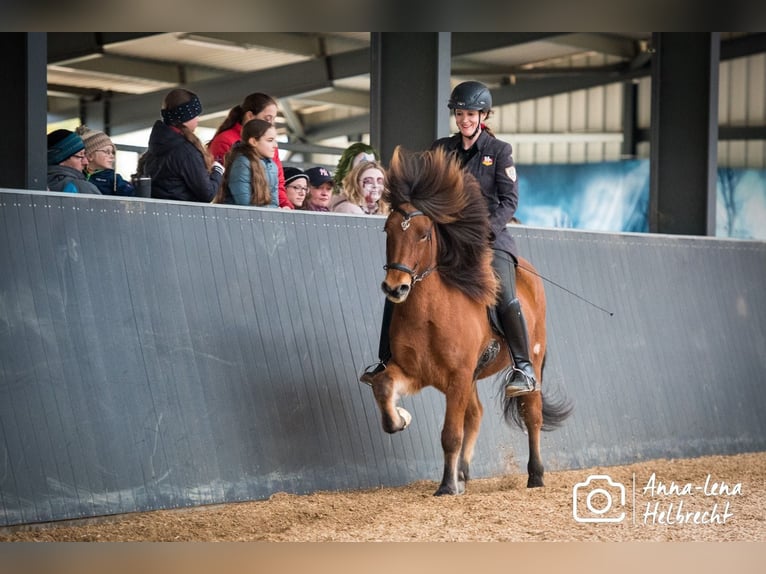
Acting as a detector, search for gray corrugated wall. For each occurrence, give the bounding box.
[1,190,765,526]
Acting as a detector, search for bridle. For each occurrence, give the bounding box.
[383,207,437,284]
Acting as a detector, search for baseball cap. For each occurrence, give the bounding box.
[305,166,334,186]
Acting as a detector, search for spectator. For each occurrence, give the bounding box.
[333,142,379,195]
[76,125,135,196]
[302,167,334,212]
[208,92,293,209]
[283,167,308,209]
[46,129,101,194]
[139,88,224,202]
[332,159,388,215]
[212,119,279,207]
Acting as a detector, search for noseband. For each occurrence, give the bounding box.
[383,207,436,284]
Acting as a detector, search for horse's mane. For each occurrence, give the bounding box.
[385,146,498,306]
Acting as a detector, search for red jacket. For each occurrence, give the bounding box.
[208,123,293,208]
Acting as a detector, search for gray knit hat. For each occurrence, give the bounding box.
[76,125,114,156]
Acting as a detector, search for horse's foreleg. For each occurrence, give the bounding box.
[371,368,411,434]
[458,386,483,484]
[520,392,545,487]
[435,397,468,496]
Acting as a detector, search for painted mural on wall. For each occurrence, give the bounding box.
[515,160,766,240]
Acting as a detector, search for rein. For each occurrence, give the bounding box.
[383,207,437,284]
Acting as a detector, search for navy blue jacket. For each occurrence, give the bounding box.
[86,169,135,196]
[142,120,222,202]
[431,130,519,260]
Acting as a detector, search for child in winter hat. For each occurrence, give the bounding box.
[75,125,135,196]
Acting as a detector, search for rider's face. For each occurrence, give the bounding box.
[454,109,483,138]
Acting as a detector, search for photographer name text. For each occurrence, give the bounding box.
[641,473,741,525]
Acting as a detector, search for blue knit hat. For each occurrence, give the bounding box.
[47,129,85,166]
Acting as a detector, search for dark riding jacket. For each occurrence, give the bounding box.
[431,130,519,261]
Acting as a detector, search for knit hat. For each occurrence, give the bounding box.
[283,166,309,185]
[305,166,334,186]
[76,125,114,156]
[161,93,203,126]
[47,129,85,166]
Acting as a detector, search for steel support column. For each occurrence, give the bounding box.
[649,33,720,235]
[0,33,47,191]
[370,33,452,164]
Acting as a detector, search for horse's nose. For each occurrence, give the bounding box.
[381,281,410,302]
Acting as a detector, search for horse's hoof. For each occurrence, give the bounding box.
[396,407,412,429]
[527,475,544,488]
[433,481,465,496]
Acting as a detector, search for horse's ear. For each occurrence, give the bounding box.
[390,145,403,172]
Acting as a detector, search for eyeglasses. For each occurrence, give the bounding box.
[286,185,308,193]
[71,153,87,160]
[95,148,115,156]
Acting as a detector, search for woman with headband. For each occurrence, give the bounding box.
[140,88,224,202]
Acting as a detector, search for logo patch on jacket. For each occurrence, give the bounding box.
[506,166,517,182]
[481,155,494,167]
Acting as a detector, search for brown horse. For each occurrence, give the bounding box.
[364,146,571,496]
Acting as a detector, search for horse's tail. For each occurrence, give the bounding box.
[502,352,573,431]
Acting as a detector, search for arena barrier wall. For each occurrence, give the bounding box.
[1,189,765,526]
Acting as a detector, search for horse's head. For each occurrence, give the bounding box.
[381,204,436,303]
[380,146,498,306]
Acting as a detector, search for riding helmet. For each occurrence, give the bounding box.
[447,81,493,112]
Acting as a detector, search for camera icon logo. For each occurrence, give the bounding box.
[572,474,626,523]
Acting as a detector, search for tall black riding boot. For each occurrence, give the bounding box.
[498,298,538,397]
[360,299,393,385]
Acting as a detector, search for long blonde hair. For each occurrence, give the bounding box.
[341,160,389,215]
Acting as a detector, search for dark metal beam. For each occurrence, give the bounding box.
[303,114,371,142]
[492,66,649,106]
[177,32,320,55]
[98,48,370,136]
[53,53,185,84]
[47,32,162,63]
[638,126,766,142]
[451,62,629,78]
[721,32,766,60]
[451,33,564,56]
[458,34,764,107]
[546,33,640,59]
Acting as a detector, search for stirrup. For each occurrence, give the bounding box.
[359,361,386,386]
[503,367,537,398]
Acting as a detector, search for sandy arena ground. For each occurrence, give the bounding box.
[2,451,764,542]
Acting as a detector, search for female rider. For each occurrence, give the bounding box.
[361,80,536,398]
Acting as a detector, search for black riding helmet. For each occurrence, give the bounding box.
[447,81,492,112]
